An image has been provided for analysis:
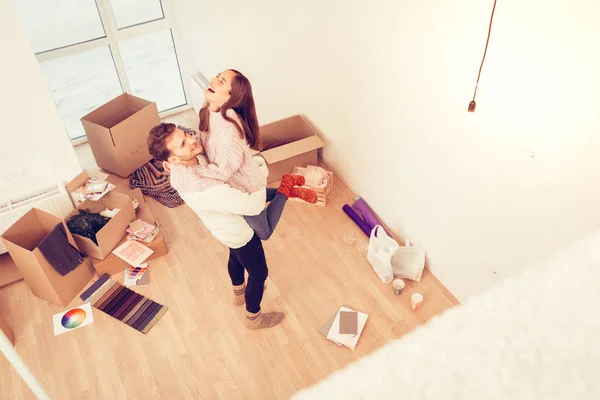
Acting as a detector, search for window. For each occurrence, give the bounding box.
[13,0,188,141]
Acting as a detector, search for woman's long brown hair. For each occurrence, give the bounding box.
[198,69,260,150]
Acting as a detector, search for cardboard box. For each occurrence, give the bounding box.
[0,209,95,307]
[290,166,334,206]
[81,93,161,178]
[66,191,135,260]
[0,313,14,345]
[65,170,112,207]
[92,189,167,276]
[0,252,23,288]
[258,115,325,183]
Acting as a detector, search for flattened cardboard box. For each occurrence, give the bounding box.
[92,188,167,276]
[257,115,325,183]
[1,208,95,308]
[81,93,160,178]
[66,191,135,260]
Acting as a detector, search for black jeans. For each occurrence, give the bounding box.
[228,234,269,313]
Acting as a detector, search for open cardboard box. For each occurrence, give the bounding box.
[92,188,167,276]
[1,208,95,307]
[65,169,112,207]
[66,191,135,260]
[81,93,161,178]
[257,115,325,183]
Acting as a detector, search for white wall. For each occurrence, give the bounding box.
[173,0,600,301]
[0,0,81,201]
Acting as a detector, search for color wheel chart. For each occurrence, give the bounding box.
[52,303,94,336]
[61,308,87,329]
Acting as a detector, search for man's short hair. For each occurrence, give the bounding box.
[148,123,177,161]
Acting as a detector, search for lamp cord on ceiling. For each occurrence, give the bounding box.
[472,0,498,102]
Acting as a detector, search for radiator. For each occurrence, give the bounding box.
[0,184,73,254]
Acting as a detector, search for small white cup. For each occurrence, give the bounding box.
[392,279,405,295]
[411,293,424,310]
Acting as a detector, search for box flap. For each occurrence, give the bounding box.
[261,135,325,165]
[1,209,51,251]
[129,188,157,225]
[81,93,130,127]
[94,192,134,246]
[110,103,158,157]
[260,115,303,151]
[82,119,121,170]
[125,93,154,110]
[65,171,91,193]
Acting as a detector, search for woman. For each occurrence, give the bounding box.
[182,69,317,236]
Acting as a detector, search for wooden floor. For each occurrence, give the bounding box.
[0,110,458,399]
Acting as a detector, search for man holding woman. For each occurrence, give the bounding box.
[148,69,316,329]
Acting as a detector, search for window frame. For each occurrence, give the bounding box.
[30,0,191,143]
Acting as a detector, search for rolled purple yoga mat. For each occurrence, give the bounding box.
[342,204,372,237]
[352,196,380,230]
[352,196,390,236]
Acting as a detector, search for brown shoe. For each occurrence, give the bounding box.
[245,311,284,329]
[233,283,246,306]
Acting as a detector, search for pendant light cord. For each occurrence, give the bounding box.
[472,0,498,102]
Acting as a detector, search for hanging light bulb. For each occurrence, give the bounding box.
[468,100,476,113]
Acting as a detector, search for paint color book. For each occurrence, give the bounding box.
[90,278,167,334]
[112,240,154,267]
[126,221,158,240]
[128,219,145,234]
[83,181,108,194]
[124,264,149,286]
[326,306,368,350]
[339,311,358,335]
[53,303,94,335]
[319,304,355,347]
[136,270,149,287]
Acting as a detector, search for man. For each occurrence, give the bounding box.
[147,123,289,329]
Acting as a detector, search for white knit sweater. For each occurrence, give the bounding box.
[170,156,269,249]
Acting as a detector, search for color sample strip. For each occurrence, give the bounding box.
[142,307,168,334]
[93,282,121,309]
[113,293,143,320]
[80,274,111,301]
[132,302,161,330]
[90,280,167,334]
